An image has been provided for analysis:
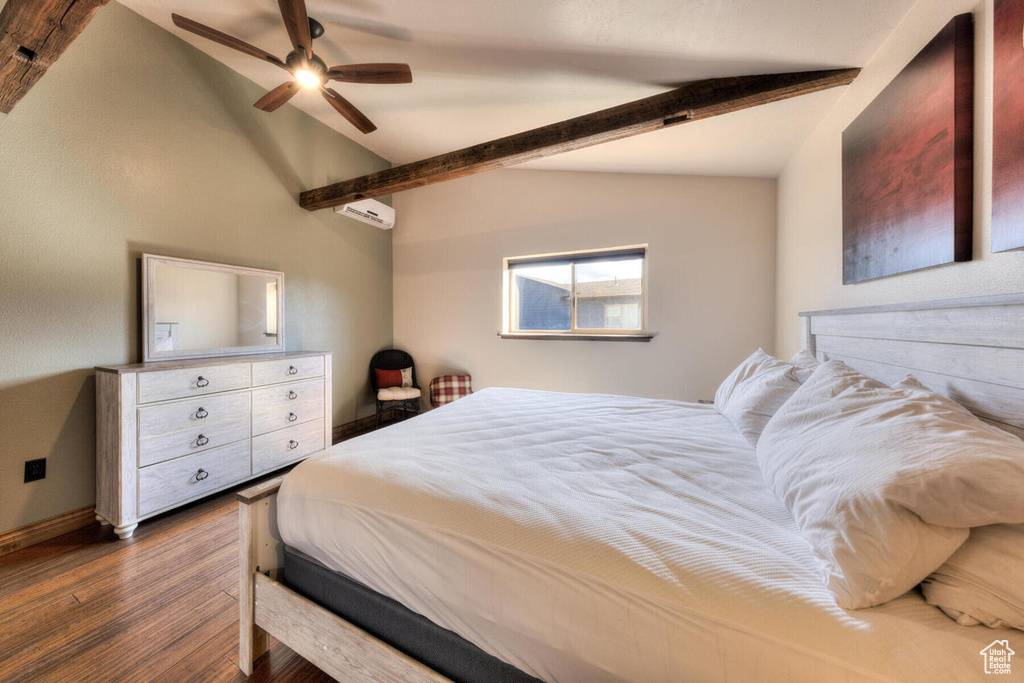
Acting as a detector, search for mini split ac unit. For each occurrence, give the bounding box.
[334,198,395,230]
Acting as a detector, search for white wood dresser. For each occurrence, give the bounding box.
[96,352,332,539]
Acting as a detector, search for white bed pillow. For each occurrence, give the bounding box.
[892,374,927,391]
[922,524,1024,631]
[788,350,820,383]
[714,350,801,447]
[757,360,1024,609]
[893,376,1024,631]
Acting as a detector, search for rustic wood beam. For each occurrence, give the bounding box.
[300,68,860,211]
[0,0,110,114]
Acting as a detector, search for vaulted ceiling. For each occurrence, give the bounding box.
[121,0,916,177]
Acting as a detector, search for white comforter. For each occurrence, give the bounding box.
[279,388,1018,682]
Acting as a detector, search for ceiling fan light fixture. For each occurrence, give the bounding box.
[294,69,322,88]
[170,1,409,134]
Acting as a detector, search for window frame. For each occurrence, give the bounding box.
[502,245,649,338]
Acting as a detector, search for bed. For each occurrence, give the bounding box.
[237,293,1024,682]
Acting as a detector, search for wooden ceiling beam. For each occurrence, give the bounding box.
[0,0,110,114]
[300,68,860,211]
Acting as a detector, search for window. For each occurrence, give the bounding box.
[604,303,640,329]
[503,246,648,337]
[265,282,278,337]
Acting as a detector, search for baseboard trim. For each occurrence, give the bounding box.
[331,409,399,444]
[0,505,97,557]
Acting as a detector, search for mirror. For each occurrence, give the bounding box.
[142,254,284,362]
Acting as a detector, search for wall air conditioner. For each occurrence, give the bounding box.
[334,198,395,230]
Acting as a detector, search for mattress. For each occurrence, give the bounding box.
[278,388,1018,682]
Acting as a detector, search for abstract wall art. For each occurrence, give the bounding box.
[993,0,1024,252]
[841,14,973,284]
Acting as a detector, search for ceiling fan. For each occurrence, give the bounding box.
[171,0,412,134]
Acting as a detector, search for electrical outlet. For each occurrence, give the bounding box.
[24,458,46,483]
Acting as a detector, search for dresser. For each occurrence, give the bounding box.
[95,352,332,539]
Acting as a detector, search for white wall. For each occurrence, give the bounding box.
[775,0,1024,357]
[393,169,777,403]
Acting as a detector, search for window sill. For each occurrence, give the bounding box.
[498,333,654,342]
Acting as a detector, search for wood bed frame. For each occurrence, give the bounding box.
[236,477,450,682]
[238,292,1024,681]
[801,293,1024,438]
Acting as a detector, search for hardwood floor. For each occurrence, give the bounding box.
[0,486,333,683]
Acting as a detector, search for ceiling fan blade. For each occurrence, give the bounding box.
[254,81,300,112]
[327,63,413,85]
[171,14,285,69]
[278,0,313,60]
[321,87,377,134]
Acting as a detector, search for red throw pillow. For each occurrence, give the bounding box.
[375,368,403,388]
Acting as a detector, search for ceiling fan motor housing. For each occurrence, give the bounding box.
[286,51,328,76]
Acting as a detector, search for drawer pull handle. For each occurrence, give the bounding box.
[196,434,210,447]
[288,440,299,450]
[196,376,210,388]
[287,365,298,375]
[287,391,298,400]
[196,468,209,482]
[288,412,298,422]
[195,407,208,419]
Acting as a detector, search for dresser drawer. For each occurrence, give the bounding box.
[138,391,251,436]
[138,363,251,404]
[251,378,324,435]
[252,378,324,411]
[252,418,325,475]
[139,412,251,468]
[138,441,251,517]
[253,398,325,436]
[252,356,324,387]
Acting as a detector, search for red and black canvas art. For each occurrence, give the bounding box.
[993,0,1024,252]
[842,14,973,284]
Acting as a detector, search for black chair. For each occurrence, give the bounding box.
[370,349,422,428]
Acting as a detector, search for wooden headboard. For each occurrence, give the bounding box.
[801,293,1024,438]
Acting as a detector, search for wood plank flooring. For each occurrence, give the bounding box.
[0,486,334,683]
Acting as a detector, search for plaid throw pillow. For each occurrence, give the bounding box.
[429,375,473,408]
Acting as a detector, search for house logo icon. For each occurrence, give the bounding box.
[980,640,1015,674]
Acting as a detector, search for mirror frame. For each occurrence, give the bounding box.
[142,254,285,363]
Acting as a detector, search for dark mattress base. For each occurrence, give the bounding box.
[283,546,541,683]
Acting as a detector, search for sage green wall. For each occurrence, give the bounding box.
[0,2,394,533]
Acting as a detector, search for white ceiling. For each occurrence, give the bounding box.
[120,0,915,177]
